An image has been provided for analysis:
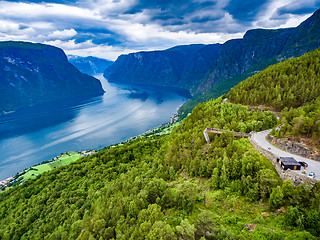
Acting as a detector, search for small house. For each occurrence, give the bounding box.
[277,157,301,170]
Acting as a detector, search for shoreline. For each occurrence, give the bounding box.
[0,150,96,191]
[0,76,188,186]
[0,115,182,191]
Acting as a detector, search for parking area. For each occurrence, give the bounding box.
[252,130,320,181]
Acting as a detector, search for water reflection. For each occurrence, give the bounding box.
[0,75,189,179]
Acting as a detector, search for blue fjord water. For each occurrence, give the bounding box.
[0,75,189,179]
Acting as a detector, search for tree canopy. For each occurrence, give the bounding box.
[0,98,319,239]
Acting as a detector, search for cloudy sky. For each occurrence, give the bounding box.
[0,0,319,60]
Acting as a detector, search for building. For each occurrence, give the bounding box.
[277,157,301,170]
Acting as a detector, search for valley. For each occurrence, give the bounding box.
[0,5,319,240]
[0,76,189,180]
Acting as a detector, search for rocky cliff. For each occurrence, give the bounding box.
[267,135,320,161]
[104,9,320,95]
[0,41,104,113]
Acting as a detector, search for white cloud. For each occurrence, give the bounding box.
[102,15,243,48]
[0,2,97,20]
[42,39,125,60]
[0,20,20,33]
[46,29,77,40]
[50,39,128,60]
[276,14,312,28]
[0,0,318,60]
[66,44,133,61]
[86,0,137,15]
[253,0,314,29]
[44,39,95,50]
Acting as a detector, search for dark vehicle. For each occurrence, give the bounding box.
[278,157,301,170]
[299,161,308,168]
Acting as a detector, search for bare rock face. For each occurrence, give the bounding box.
[0,41,104,113]
[267,135,320,161]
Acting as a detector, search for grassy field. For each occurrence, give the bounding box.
[21,152,82,181]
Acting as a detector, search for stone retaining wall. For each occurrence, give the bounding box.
[267,135,320,161]
[249,136,317,186]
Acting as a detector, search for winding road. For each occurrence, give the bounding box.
[251,129,320,181]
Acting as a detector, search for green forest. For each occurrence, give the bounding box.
[228,48,320,142]
[1,98,320,239]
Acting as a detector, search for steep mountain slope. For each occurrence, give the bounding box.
[228,48,320,110]
[68,55,113,76]
[105,44,221,91]
[104,9,320,96]
[0,41,104,113]
[228,47,320,141]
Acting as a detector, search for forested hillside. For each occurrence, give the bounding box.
[228,48,320,142]
[1,98,319,239]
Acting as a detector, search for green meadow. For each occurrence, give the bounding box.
[21,152,82,181]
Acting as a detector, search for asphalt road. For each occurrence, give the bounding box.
[251,129,320,181]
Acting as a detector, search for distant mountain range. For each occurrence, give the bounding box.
[104,9,320,97]
[68,55,113,76]
[0,41,104,113]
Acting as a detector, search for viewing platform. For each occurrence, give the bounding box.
[203,127,251,144]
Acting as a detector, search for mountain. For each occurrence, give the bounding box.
[104,44,221,93]
[68,55,113,76]
[0,41,104,113]
[228,47,320,141]
[104,9,320,97]
[228,47,320,110]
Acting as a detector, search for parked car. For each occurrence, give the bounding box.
[298,161,308,168]
[308,172,315,178]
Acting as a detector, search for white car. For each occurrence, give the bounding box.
[308,172,315,178]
